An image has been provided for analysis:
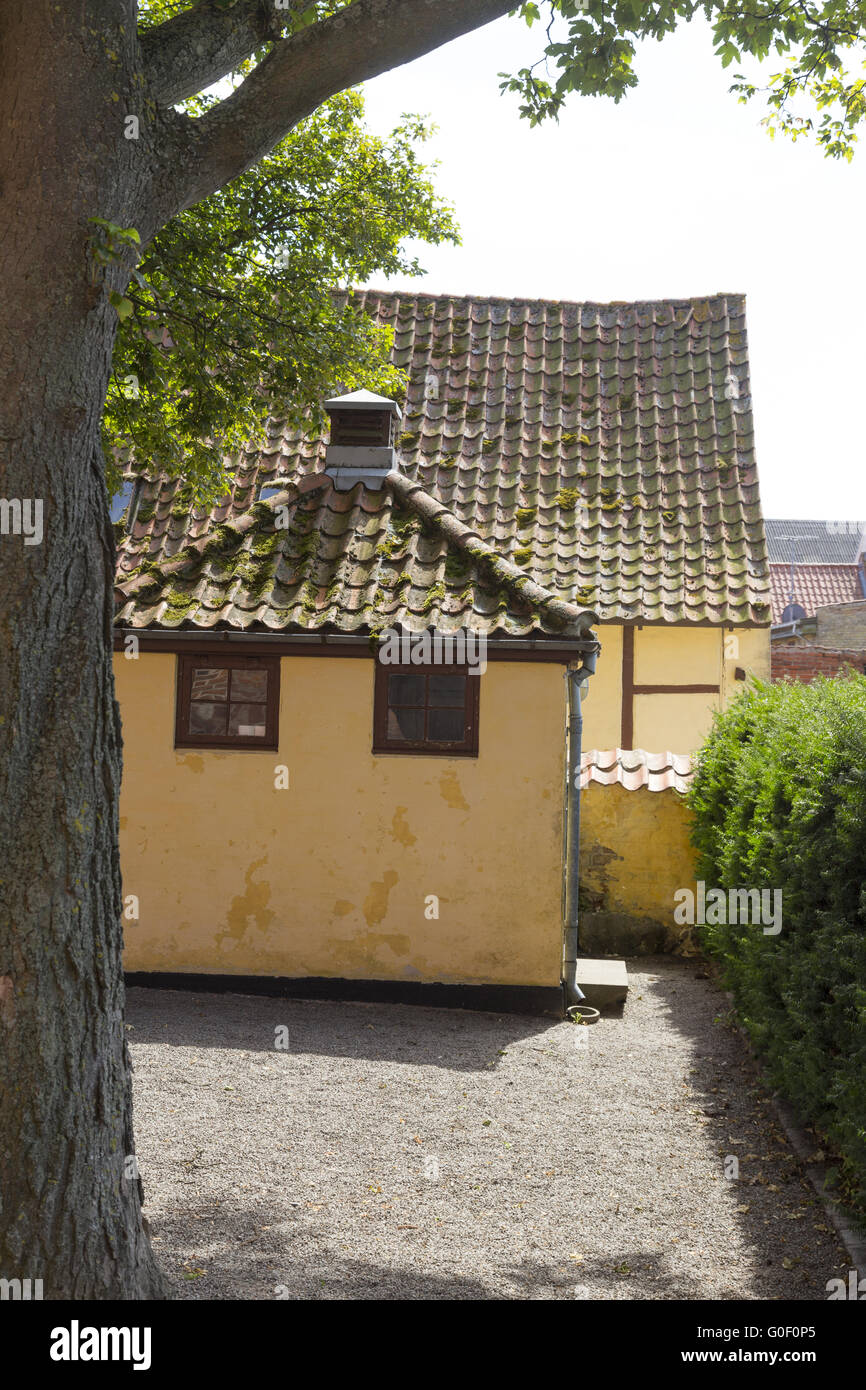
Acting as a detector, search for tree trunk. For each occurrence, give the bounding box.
[1,0,514,1301]
[0,0,169,1298]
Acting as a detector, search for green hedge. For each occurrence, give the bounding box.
[688,674,866,1210]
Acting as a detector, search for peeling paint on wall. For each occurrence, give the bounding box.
[177,753,204,774]
[215,856,275,949]
[390,807,417,846]
[580,841,624,911]
[324,930,412,974]
[438,770,469,811]
[363,870,399,927]
[579,784,697,954]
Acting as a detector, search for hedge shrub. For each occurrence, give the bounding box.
[688,674,866,1210]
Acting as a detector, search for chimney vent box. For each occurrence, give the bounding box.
[329,408,393,448]
[323,390,402,489]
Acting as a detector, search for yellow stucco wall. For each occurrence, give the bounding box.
[116,653,566,987]
[723,626,772,688]
[632,692,717,756]
[579,623,623,748]
[579,783,698,955]
[115,621,769,982]
[582,623,770,753]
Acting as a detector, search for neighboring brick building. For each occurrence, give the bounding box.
[772,644,866,683]
[812,598,866,648]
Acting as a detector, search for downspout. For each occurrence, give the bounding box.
[563,650,597,1007]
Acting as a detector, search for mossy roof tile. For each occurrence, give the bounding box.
[115,290,770,634]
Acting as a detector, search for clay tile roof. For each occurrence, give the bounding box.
[580,748,694,792]
[114,471,597,640]
[115,289,772,634]
[769,563,864,622]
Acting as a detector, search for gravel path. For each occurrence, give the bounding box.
[128,958,849,1300]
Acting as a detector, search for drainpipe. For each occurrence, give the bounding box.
[563,651,597,1008]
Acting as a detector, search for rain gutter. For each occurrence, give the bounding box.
[562,645,599,1008]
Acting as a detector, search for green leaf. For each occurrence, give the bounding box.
[109,291,134,321]
[101,90,457,504]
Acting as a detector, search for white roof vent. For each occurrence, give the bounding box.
[324,390,402,491]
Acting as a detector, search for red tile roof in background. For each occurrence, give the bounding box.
[769,562,863,622]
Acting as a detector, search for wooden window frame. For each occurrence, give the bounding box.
[175,653,280,751]
[372,661,480,757]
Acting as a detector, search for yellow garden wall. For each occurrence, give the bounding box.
[579,783,698,955]
[116,653,566,987]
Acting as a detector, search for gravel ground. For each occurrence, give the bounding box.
[128,958,850,1300]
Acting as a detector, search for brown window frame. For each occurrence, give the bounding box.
[175,653,280,751]
[373,661,480,757]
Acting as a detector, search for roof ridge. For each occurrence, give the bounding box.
[768,561,861,569]
[385,470,598,637]
[116,472,330,602]
[357,286,745,311]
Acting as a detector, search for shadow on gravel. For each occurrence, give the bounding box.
[127,986,554,1073]
[154,1193,715,1301]
[129,963,852,1301]
[636,956,849,1302]
[156,1208,730,1301]
[151,1193,503,1300]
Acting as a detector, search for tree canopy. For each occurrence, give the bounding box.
[115,0,865,504]
[137,1,866,159]
[505,0,866,159]
[104,89,456,502]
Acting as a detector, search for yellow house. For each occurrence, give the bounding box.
[113,291,771,1013]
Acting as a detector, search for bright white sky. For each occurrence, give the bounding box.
[361,12,866,524]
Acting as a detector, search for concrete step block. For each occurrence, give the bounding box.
[575,957,629,1008]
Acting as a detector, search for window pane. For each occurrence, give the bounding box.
[429,673,466,707]
[231,668,268,702]
[188,702,228,736]
[387,707,424,741]
[428,708,466,742]
[388,672,425,706]
[228,703,267,737]
[109,480,135,524]
[191,667,228,701]
[258,480,290,501]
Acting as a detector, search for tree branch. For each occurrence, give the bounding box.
[164,0,516,215]
[141,0,303,107]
